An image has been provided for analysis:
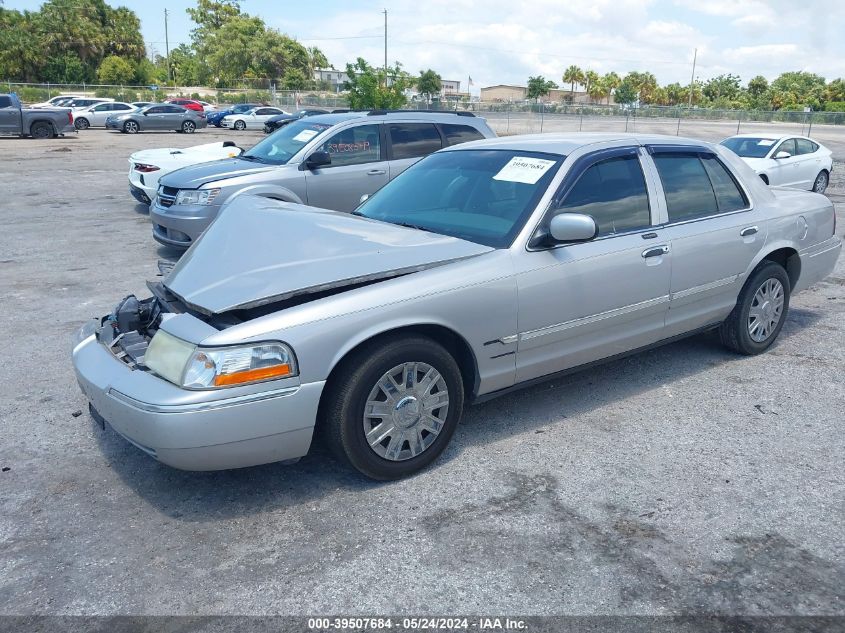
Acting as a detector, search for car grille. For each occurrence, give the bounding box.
[158,186,178,208]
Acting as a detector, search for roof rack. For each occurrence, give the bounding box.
[365,109,476,117]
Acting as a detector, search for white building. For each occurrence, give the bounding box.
[313,69,350,92]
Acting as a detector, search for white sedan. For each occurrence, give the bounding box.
[721,134,833,193]
[221,107,287,130]
[127,141,244,204]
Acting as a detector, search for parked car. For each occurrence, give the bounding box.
[263,109,329,134]
[150,111,496,247]
[207,103,263,127]
[72,133,841,478]
[67,98,114,110]
[128,141,244,204]
[721,134,834,193]
[221,106,287,130]
[196,101,217,113]
[166,98,204,113]
[30,95,82,108]
[105,104,207,134]
[0,93,75,138]
[74,101,137,129]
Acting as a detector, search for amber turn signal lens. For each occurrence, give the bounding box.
[212,363,292,387]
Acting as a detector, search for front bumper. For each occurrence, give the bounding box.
[72,324,324,470]
[149,200,221,248]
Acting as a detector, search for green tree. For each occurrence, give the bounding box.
[587,76,607,104]
[562,64,584,98]
[282,67,307,91]
[344,57,413,109]
[97,55,135,84]
[613,76,638,105]
[826,79,845,103]
[43,52,89,83]
[702,73,741,102]
[602,71,621,104]
[770,71,826,110]
[747,75,768,98]
[306,46,328,76]
[583,69,599,96]
[527,75,557,102]
[187,0,241,41]
[417,69,442,103]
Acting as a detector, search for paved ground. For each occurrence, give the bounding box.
[0,126,843,617]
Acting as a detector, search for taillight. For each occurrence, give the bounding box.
[67,111,73,124]
[134,163,160,173]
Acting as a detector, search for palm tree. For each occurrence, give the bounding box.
[588,77,608,104]
[562,64,584,100]
[602,71,621,104]
[583,69,599,100]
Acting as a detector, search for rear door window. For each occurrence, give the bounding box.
[388,123,443,160]
[776,138,797,156]
[440,123,485,146]
[795,138,817,155]
[316,124,382,166]
[556,154,651,236]
[652,154,719,222]
[700,156,748,212]
[0,96,13,108]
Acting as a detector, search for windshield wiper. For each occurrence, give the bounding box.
[392,221,433,233]
[240,154,264,162]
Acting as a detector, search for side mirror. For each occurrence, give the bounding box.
[774,151,791,159]
[548,213,598,243]
[305,151,331,170]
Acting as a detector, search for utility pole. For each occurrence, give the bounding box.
[687,47,697,109]
[164,8,171,84]
[383,9,388,86]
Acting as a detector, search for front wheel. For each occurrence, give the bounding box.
[74,118,90,130]
[719,261,790,355]
[234,120,246,131]
[123,120,139,134]
[812,170,829,194]
[182,120,196,134]
[321,335,465,480]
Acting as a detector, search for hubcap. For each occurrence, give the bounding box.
[362,362,449,461]
[814,172,828,193]
[126,122,137,133]
[748,278,784,343]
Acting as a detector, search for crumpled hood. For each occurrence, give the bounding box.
[164,196,493,315]
[158,157,278,189]
[130,142,242,165]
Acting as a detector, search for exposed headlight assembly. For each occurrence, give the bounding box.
[145,330,297,389]
[175,188,221,205]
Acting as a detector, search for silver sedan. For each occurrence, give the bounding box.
[72,133,841,480]
[105,103,207,134]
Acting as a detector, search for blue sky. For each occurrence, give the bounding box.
[7,0,845,90]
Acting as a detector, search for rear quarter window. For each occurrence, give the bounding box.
[441,123,486,146]
[389,123,443,160]
[0,96,12,108]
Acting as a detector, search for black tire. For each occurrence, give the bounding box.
[123,120,139,134]
[30,122,53,139]
[182,120,196,134]
[321,335,465,480]
[719,261,791,355]
[74,117,90,130]
[812,170,829,194]
[234,120,246,131]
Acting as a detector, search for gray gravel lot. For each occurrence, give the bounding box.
[0,126,843,617]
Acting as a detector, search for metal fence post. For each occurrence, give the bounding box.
[736,113,741,135]
[807,113,813,137]
[540,101,544,133]
[625,111,629,132]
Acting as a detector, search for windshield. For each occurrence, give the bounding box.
[242,119,333,165]
[721,137,777,158]
[355,149,563,248]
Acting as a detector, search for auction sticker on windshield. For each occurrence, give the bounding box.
[293,129,320,143]
[493,156,557,184]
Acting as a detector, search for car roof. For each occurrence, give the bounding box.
[439,132,717,156]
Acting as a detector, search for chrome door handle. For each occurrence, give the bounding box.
[740,226,758,237]
[642,245,669,258]
[367,169,386,175]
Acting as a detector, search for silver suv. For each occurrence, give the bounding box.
[150,110,496,248]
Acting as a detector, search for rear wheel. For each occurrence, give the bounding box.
[719,261,790,355]
[812,170,829,194]
[74,117,90,130]
[123,120,139,134]
[234,120,246,131]
[182,120,196,134]
[30,122,53,139]
[321,335,464,480]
